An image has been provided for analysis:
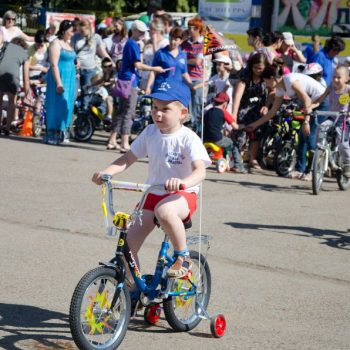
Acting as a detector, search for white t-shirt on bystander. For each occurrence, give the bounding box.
[275,73,326,102]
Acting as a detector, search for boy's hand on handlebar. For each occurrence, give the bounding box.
[164,178,183,192]
[92,172,104,185]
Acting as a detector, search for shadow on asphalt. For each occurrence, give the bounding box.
[206,177,309,194]
[0,134,109,153]
[226,222,350,250]
[128,316,175,333]
[129,317,214,338]
[0,303,73,349]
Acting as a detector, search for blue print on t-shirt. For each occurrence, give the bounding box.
[166,152,185,165]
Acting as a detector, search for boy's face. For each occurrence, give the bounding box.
[151,99,187,134]
[216,62,226,73]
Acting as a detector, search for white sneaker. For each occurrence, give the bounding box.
[301,173,312,181]
[287,171,303,179]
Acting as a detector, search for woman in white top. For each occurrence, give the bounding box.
[0,10,33,43]
[28,30,49,81]
[246,59,326,180]
[140,18,169,90]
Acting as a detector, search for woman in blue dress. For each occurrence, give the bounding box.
[144,27,192,94]
[45,20,76,144]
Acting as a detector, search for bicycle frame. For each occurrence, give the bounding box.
[313,110,348,172]
[100,175,198,308]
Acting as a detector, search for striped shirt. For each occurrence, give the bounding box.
[181,36,204,80]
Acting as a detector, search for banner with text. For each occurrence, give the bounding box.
[198,0,252,34]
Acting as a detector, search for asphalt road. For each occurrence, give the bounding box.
[0,132,349,350]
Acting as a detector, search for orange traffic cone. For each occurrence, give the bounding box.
[19,110,33,136]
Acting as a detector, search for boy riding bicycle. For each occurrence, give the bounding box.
[92,80,211,278]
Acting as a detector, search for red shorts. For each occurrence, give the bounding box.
[142,191,197,221]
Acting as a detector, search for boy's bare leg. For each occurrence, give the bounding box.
[154,195,189,252]
[125,209,155,285]
[155,195,192,278]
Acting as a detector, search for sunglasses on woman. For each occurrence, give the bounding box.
[102,65,113,69]
[6,17,16,22]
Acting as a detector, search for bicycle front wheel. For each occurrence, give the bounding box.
[69,267,130,350]
[72,114,95,142]
[312,149,326,195]
[274,142,297,176]
[163,250,211,332]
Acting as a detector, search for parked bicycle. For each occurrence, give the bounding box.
[69,175,226,350]
[72,87,113,142]
[312,110,350,195]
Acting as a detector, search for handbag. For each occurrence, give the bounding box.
[112,75,135,99]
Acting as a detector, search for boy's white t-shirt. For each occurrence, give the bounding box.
[275,73,326,102]
[209,73,233,112]
[130,124,211,194]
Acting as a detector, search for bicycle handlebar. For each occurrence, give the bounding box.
[312,110,348,126]
[100,174,185,218]
[313,111,341,118]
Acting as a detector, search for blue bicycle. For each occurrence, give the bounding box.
[69,175,226,350]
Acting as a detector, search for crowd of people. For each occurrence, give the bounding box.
[0,8,349,179]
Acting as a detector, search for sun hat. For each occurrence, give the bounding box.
[213,91,230,104]
[148,81,191,108]
[213,55,232,65]
[131,19,149,32]
[303,62,323,75]
[282,32,294,46]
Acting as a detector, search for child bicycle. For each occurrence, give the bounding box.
[312,110,350,195]
[69,175,226,350]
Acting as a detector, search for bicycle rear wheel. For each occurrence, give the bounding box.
[312,149,326,195]
[69,267,130,350]
[163,250,211,332]
[336,170,350,191]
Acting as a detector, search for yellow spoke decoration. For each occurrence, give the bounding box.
[84,290,113,335]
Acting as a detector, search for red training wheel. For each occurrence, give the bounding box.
[210,314,226,338]
[144,304,161,325]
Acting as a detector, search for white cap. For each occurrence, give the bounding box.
[282,32,294,46]
[131,20,149,32]
[213,55,232,66]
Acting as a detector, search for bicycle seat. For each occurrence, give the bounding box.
[153,217,192,230]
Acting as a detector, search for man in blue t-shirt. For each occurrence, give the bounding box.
[107,19,164,152]
[310,36,345,86]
